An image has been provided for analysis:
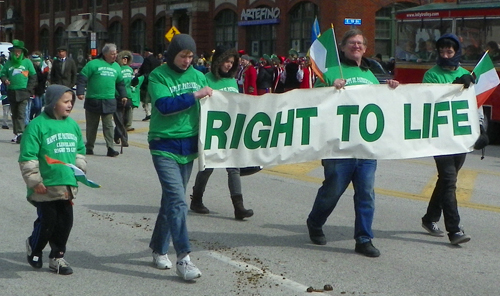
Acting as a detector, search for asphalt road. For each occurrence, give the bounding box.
[1,101,499,296]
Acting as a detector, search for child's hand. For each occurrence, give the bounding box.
[194,87,213,99]
[34,183,47,194]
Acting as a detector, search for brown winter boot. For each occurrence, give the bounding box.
[190,194,209,214]
[230,194,253,220]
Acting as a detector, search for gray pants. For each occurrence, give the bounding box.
[192,168,242,197]
[85,110,114,150]
[10,99,27,135]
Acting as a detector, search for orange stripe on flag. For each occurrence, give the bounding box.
[45,155,66,165]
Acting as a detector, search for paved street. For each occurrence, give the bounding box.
[1,101,499,296]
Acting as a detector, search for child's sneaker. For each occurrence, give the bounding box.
[49,257,73,275]
[176,256,201,281]
[152,252,172,269]
[26,238,43,269]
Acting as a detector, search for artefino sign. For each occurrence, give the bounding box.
[239,7,281,26]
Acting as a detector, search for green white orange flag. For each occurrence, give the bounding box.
[309,27,341,83]
[45,155,101,188]
[473,52,500,107]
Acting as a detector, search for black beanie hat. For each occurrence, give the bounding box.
[165,34,197,73]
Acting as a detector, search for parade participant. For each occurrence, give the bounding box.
[30,54,48,120]
[50,46,77,90]
[306,29,399,257]
[190,45,254,220]
[20,85,86,275]
[76,43,127,157]
[147,34,212,281]
[240,55,257,95]
[297,56,315,89]
[282,49,301,92]
[134,47,161,121]
[0,39,37,143]
[256,54,274,95]
[113,50,134,148]
[420,33,480,245]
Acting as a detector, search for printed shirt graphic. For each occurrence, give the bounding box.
[205,72,239,93]
[80,59,124,99]
[117,65,134,99]
[147,64,208,142]
[0,58,36,90]
[315,64,379,88]
[19,113,86,187]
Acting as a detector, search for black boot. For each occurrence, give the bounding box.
[190,194,209,214]
[231,194,253,220]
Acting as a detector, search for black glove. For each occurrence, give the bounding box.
[474,125,489,150]
[452,74,475,88]
[131,76,139,87]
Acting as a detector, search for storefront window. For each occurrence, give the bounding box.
[108,21,123,51]
[215,9,238,48]
[289,2,317,54]
[130,19,146,53]
[40,29,50,57]
[54,27,65,49]
[71,0,83,9]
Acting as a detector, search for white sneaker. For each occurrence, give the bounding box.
[11,134,18,143]
[152,252,172,269]
[49,257,73,275]
[176,256,201,281]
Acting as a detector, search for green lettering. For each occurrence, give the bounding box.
[204,111,231,149]
[244,112,271,149]
[422,103,431,139]
[296,107,318,145]
[337,105,359,141]
[359,104,384,142]
[404,104,421,140]
[432,101,450,138]
[229,114,246,149]
[270,110,294,147]
[451,100,472,136]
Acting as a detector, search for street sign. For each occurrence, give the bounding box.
[165,26,181,42]
[344,18,362,26]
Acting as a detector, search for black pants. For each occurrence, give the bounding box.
[28,199,73,259]
[422,153,466,234]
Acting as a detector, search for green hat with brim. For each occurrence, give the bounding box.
[8,39,28,56]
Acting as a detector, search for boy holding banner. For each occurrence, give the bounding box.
[420,34,479,245]
[306,29,399,257]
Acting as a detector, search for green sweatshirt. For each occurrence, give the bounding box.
[79,59,124,99]
[205,72,239,93]
[0,58,36,90]
[148,65,208,163]
[315,64,379,87]
[131,75,144,108]
[117,65,134,99]
[422,65,470,84]
[19,112,86,188]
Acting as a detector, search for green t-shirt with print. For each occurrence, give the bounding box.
[315,64,380,87]
[0,58,36,90]
[19,112,86,188]
[148,64,208,163]
[205,72,239,93]
[79,58,124,99]
[117,65,134,99]
[131,75,144,108]
[422,65,470,84]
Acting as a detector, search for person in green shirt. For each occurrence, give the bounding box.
[189,45,254,220]
[113,50,134,147]
[0,39,37,143]
[147,34,212,281]
[420,34,478,245]
[306,29,399,258]
[19,84,87,275]
[76,43,127,157]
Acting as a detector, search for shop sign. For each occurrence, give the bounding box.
[238,7,281,26]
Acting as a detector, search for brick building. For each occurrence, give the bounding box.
[0,0,455,67]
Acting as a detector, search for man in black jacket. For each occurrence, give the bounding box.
[135,47,160,121]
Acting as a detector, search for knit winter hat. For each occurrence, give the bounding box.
[165,34,196,73]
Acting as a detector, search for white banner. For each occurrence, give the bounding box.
[199,84,479,169]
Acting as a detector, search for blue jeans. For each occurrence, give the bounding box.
[149,155,193,256]
[308,158,377,243]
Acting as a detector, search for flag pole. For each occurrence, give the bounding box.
[331,24,343,80]
[471,50,489,77]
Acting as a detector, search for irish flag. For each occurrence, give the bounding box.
[45,155,101,188]
[473,53,500,107]
[309,27,341,83]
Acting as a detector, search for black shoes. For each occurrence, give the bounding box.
[107,147,119,157]
[86,149,94,155]
[142,115,151,121]
[449,230,471,245]
[26,238,43,269]
[307,219,326,245]
[2,125,8,129]
[355,240,380,257]
[421,220,445,237]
